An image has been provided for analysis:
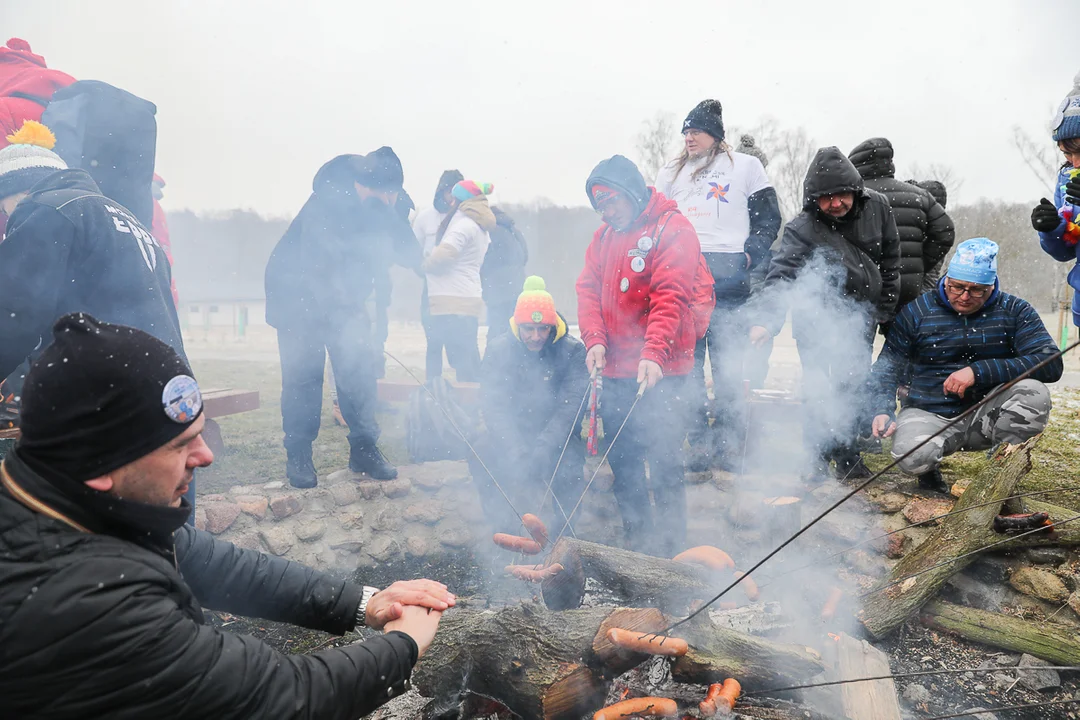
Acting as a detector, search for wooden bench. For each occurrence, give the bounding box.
[377,379,480,404]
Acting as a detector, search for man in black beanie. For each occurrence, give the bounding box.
[265,146,421,488]
[0,313,454,719]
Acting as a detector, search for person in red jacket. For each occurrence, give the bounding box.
[151,173,180,308]
[576,154,702,557]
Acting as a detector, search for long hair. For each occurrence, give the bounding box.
[669,138,734,182]
[1061,137,1080,169]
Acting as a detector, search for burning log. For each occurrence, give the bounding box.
[860,438,1039,639]
[412,602,824,720]
[761,496,802,540]
[921,599,1080,665]
[541,538,717,612]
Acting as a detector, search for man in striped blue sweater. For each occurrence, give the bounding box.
[870,238,1062,493]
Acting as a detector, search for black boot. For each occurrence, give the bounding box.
[918,468,950,494]
[834,452,872,481]
[349,444,398,480]
[286,447,317,489]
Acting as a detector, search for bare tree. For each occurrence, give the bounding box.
[767,125,817,219]
[634,111,680,181]
[1011,125,1060,195]
[904,162,965,204]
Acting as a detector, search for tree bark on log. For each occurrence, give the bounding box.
[921,599,1080,665]
[412,602,824,720]
[860,438,1037,639]
[541,538,718,612]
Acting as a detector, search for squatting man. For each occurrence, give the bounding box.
[0,313,455,720]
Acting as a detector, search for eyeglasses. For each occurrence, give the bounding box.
[944,282,990,299]
[682,129,706,138]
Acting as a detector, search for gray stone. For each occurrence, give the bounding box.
[270,494,303,520]
[405,536,429,558]
[357,481,382,500]
[373,508,403,532]
[1016,654,1061,691]
[1068,591,1080,619]
[865,488,910,513]
[990,673,1016,690]
[330,540,366,554]
[234,494,269,519]
[340,510,365,531]
[260,528,294,556]
[439,525,472,548]
[381,478,412,498]
[972,684,987,692]
[329,483,360,506]
[325,469,353,484]
[367,537,401,563]
[1009,567,1070,603]
[966,709,997,720]
[296,520,327,543]
[994,654,1021,666]
[902,496,955,526]
[902,683,931,704]
[403,502,443,525]
[263,481,284,490]
[193,507,208,531]
[232,532,261,551]
[845,549,887,577]
[410,470,445,491]
[1021,547,1068,566]
[203,501,242,534]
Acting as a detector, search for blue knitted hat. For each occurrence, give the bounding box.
[947,238,998,286]
[1051,71,1080,142]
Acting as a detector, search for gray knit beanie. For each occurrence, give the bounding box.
[0,120,67,200]
[736,134,769,168]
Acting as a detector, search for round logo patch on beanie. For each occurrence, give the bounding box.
[531,311,544,323]
[162,375,202,424]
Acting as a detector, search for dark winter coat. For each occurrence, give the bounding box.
[1037,164,1080,326]
[265,155,421,331]
[481,207,529,304]
[0,169,183,379]
[0,449,417,720]
[754,147,901,336]
[849,138,955,306]
[871,282,1062,419]
[479,313,588,463]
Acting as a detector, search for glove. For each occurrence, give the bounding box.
[878,321,892,338]
[1066,174,1080,207]
[1031,198,1063,233]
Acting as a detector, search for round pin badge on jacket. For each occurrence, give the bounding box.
[630,256,645,273]
[620,277,629,292]
[638,236,653,252]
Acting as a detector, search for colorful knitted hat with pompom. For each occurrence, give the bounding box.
[452,180,493,203]
[1051,71,1080,142]
[514,275,558,326]
[0,119,67,200]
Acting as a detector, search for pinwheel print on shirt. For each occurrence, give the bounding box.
[707,182,730,212]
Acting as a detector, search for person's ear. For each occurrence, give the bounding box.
[85,476,114,492]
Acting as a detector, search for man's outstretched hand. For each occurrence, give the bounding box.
[366,579,456,630]
[383,605,443,658]
[943,367,976,398]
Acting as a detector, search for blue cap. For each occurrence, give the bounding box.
[1051,71,1080,142]
[946,238,998,286]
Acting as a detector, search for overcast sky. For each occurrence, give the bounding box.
[7,0,1076,216]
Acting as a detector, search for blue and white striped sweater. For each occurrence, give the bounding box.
[871,281,1063,418]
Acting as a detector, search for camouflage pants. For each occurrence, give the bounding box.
[890,379,1052,474]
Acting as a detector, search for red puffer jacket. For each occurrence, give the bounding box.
[0,38,75,145]
[576,189,704,379]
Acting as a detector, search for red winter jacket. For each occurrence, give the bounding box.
[0,38,75,146]
[576,189,702,379]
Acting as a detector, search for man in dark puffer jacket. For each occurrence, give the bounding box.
[909,178,950,292]
[849,138,955,308]
[0,314,453,720]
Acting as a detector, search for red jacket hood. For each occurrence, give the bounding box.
[0,38,48,69]
[0,38,76,148]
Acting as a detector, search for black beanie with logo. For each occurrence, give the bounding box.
[682,99,725,143]
[17,313,203,482]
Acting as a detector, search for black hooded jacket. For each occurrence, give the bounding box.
[264,155,421,331]
[0,449,417,719]
[756,147,901,334]
[849,138,955,306]
[479,313,588,461]
[0,169,183,379]
[481,207,529,304]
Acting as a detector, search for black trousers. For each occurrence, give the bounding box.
[277,317,380,453]
[425,314,482,382]
[468,433,585,536]
[601,375,689,558]
[796,328,873,461]
[688,303,748,459]
[485,296,517,340]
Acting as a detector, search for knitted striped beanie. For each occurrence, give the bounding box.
[0,120,67,200]
[514,276,557,327]
[452,180,493,203]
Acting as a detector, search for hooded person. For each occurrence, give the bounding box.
[655,100,782,473]
[481,205,529,339]
[576,155,705,557]
[150,172,180,308]
[748,146,901,481]
[412,169,467,380]
[870,239,1062,493]
[1032,70,1080,326]
[907,178,950,292]
[471,276,588,533]
[0,313,454,719]
[265,146,420,488]
[0,120,184,385]
[420,179,496,383]
[849,138,955,308]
